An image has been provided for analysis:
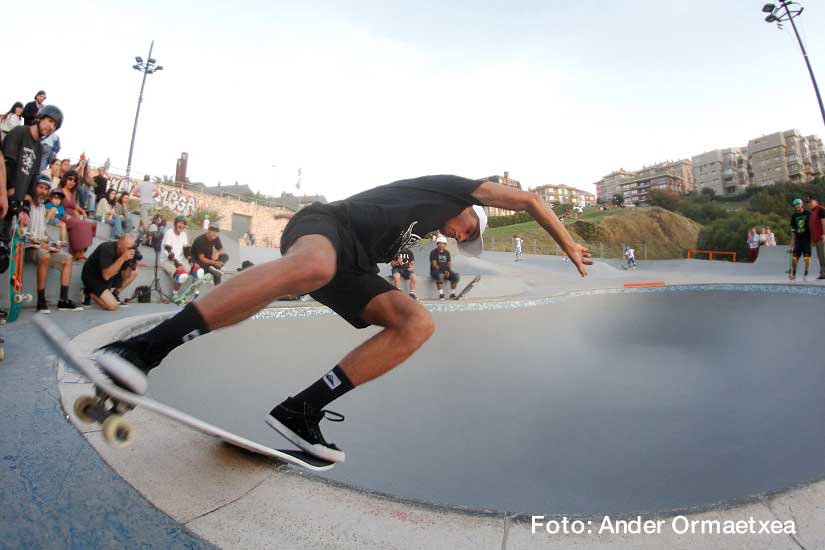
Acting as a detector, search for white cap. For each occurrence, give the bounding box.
[436,234,448,244]
[457,205,487,257]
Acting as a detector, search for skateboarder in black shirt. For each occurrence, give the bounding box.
[789,198,812,281]
[99,175,592,462]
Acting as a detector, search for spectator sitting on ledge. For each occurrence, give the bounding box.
[190,223,229,284]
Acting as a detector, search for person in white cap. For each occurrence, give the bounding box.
[430,234,460,299]
[98,174,592,463]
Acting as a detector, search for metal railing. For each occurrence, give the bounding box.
[686,250,737,262]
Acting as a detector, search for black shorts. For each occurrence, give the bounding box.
[280,204,395,329]
[82,271,121,298]
[430,269,460,283]
[793,240,812,258]
[391,266,414,279]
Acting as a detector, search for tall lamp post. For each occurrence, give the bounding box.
[762,2,825,128]
[125,41,163,190]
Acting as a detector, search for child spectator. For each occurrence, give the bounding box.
[44,188,68,243]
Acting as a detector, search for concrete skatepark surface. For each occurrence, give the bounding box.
[4,243,825,549]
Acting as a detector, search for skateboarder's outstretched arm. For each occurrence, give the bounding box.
[472,182,592,276]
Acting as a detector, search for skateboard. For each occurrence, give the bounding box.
[173,272,213,305]
[454,275,481,299]
[34,316,335,471]
[8,219,33,323]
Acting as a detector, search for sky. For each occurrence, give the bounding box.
[4,0,825,200]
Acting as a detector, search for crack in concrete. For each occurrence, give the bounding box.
[763,497,808,550]
[500,513,512,550]
[182,476,270,525]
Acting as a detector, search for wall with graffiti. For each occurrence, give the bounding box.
[104,172,292,246]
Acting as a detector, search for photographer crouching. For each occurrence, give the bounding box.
[81,234,139,310]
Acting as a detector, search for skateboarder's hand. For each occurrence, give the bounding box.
[566,243,592,277]
[18,212,30,227]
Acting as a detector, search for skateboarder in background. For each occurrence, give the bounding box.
[789,198,811,281]
[390,247,417,299]
[624,245,636,269]
[430,235,460,299]
[98,175,592,462]
[513,234,523,261]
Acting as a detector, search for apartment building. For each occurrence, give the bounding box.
[481,172,522,217]
[595,160,694,204]
[619,173,688,206]
[748,129,825,187]
[594,169,634,204]
[692,147,750,195]
[530,183,596,208]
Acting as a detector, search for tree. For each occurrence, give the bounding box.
[700,187,716,197]
[614,192,625,207]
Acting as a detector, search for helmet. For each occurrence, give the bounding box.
[436,235,448,244]
[174,215,188,225]
[36,105,63,130]
[50,188,65,197]
[792,198,803,207]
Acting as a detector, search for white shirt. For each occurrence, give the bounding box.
[748,233,760,248]
[161,228,188,260]
[29,204,47,241]
[514,238,523,249]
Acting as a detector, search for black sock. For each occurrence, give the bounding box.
[60,285,69,301]
[133,303,210,363]
[292,366,355,410]
[37,289,46,303]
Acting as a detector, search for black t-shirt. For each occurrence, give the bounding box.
[1,125,42,199]
[430,248,452,271]
[393,248,415,267]
[333,175,482,263]
[791,210,811,241]
[191,233,223,263]
[93,175,109,200]
[22,101,40,126]
[82,241,125,281]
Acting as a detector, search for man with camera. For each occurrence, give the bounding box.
[81,234,138,310]
[161,215,190,292]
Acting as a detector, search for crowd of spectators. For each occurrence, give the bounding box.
[0,89,230,319]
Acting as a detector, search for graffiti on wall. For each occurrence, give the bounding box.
[106,174,201,216]
[157,186,199,216]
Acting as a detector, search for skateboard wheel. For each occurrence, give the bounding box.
[102,415,134,448]
[73,396,98,424]
[13,295,23,304]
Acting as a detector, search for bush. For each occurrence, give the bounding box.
[488,212,532,228]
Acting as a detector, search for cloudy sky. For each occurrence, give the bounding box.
[4,0,824,200]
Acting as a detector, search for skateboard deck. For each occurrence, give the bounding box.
[454,275,481,300]
[173,273,213,305]
[34,316,335,471]
[8,219,32,323]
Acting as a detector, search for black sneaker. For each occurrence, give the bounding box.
[265,397,346,463]
[450,293,458,300]
[37,301,51,314]
[112,290,128,307]
[94,349,149,395]
[96,336,165,381]
[81,289,91,306]
[58,299,83,311]
[408,293,417,300]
